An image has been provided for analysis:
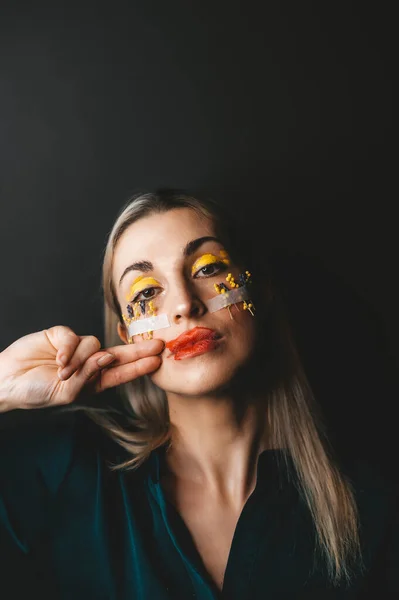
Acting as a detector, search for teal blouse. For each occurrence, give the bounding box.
[0,408,398,599]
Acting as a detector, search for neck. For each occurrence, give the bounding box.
[164,386,271,507]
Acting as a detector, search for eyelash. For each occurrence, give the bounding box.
[130,261,228,304]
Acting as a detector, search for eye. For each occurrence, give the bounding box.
[129,261,227,305]
[131,287,160,304]
[195,261,227,278]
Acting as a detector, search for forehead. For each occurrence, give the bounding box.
[113,207,217,281]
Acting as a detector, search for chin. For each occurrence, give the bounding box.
[151,377,233,398]
[149,356,242,397]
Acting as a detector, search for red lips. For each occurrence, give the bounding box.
[166,326,220,354]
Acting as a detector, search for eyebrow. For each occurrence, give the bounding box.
[118,235,222,287]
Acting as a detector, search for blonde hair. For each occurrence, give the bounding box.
[86,189,364,587]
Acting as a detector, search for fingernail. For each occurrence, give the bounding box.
[58,353,67,367]
[58,366,70,380]
[97,353,115,366]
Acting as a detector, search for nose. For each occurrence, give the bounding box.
[169,280,207,325]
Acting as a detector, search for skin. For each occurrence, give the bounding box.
[113,207,271,509]
[0,206,270,592]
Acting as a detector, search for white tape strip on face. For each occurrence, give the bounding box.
[205,284,251,313]
[126,284,250,338]
[127,313,171,337]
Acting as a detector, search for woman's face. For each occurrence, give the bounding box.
[112,207,259,397]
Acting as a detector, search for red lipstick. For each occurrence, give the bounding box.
[166,326,221,360]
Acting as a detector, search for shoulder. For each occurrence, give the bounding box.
[0,408,86,553]
[340,454,399,562]
[0,408,85,496]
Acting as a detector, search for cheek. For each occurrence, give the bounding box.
[225,303,257,337]
[231,318,258,360]
[221,308,259,369]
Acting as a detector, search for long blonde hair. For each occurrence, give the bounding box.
[86,189,364,587]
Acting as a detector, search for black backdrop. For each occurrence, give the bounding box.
[0,2,396,474]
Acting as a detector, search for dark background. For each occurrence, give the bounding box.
[0,3,396,474]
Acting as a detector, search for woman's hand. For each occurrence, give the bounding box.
[0,325,164,413]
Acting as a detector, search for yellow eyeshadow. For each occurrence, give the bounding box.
[191,251,231,276]
[126,276,160,302]
[218,249,230,263]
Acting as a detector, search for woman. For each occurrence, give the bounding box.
[0,190,397,599]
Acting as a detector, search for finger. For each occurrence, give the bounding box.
[91,355,162,394]
[57,335,103,378]
[59,353,161,400]
[44,326,82,367]
[99,338,165,364]
[56,334,82,367]
[56,354,115,404]
[58,338,164,380]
